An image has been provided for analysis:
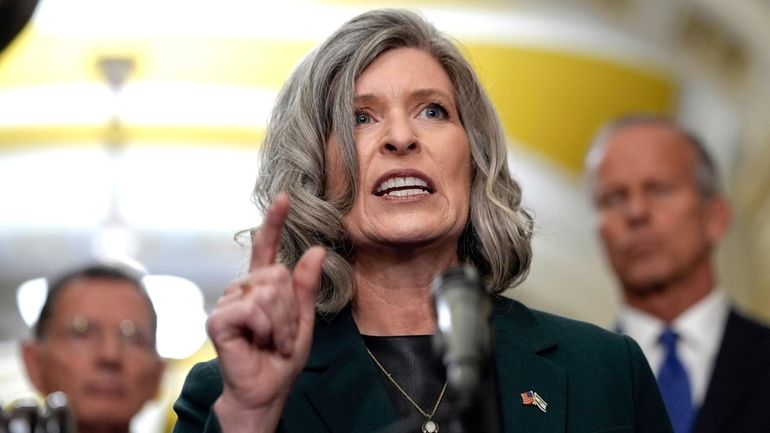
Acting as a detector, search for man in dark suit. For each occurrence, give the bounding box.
[585,115,770,433]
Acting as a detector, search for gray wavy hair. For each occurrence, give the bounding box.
[250,8,533,313]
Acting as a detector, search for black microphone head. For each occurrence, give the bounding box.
[431,265,481,293]
[431,264,491,405]
[44,392,76,433]
[7,398,41,433]
[0,403,7,433]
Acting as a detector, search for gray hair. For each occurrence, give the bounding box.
[250,8,533,313]
[585,114,721,201]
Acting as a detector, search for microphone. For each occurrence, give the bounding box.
[5,398,39,433]
[431,264,491,410]
[43,392,76,433]
[376,264,500,433]
[2,392,76,433]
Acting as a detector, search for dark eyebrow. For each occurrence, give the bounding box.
[353,94,378,106]
[353,88,454,106]
[411,88,453,101]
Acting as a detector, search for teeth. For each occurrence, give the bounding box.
[389,189,429,197]
[376,176,429,193]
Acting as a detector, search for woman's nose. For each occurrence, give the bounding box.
[382,114,419,155]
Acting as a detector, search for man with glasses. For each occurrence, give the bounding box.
[21,264,165,433]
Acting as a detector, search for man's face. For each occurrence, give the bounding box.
[23,278,164,430]
[593,124,728,294]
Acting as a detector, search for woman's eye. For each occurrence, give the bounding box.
[355,112,371,125]
[423,103,447,120]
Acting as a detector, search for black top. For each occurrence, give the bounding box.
[363,334,503,433]
[362,335,446,421]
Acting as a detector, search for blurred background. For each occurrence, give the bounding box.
[1,0,769,431]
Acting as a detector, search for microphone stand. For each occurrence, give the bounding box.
[1,392,76,433]
[375,265,502,433]
[432,265,500,433]
[433,360,503,433]
[373,353,502,433]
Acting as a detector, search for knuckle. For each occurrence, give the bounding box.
[222,281,241,295]
[205,315,222,336]
[265,264,291,283]
[243,297,263,316]
[257,289,281,310]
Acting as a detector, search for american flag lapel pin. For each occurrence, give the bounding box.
[520,390,548,413]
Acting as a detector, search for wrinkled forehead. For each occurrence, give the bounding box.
[597,124,699,181]
[354,49,455,101]
[50,278,154,327]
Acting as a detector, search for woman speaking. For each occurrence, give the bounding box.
[173,9,672,433]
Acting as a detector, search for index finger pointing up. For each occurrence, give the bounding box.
[250,192,290,271]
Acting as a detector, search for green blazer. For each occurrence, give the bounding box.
[173,297,672,433]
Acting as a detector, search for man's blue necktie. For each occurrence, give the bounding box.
[657,328,694,433]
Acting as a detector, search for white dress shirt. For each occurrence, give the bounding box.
[615,289,730,407]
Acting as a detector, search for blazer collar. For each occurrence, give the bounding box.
[302,298,567,433]
[491,297,567,433]
[692,309,768,433]
[303,306,398,433]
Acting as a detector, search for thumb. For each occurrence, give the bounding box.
[292,246,326,328]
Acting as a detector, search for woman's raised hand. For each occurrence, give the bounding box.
[207,193,326,433]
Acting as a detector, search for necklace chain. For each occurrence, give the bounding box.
[366,347,448,420]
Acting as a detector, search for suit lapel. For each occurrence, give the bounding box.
[492,298,567,433]
[303,308,397,433]
[692,310,762,433]
[302,298,569,433]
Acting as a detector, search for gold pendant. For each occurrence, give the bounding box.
[422,419,439,433]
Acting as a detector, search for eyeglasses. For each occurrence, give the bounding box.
[49,315,156,355]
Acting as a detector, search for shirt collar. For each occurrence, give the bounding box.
[673,288,729,354]
[616,303,664,354]
[616,288,729,352]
